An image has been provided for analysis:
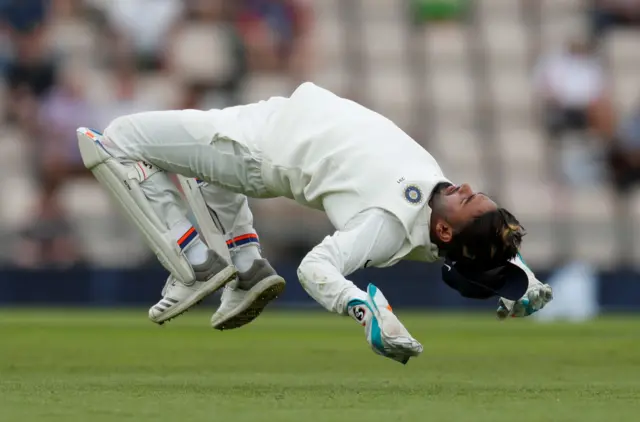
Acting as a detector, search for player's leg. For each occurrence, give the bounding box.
[77,121,236,324]
[185,180,285,330]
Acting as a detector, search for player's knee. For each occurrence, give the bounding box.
[103,115,131,142]
[103,115,149,160]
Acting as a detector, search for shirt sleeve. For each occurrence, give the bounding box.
[300,208,407,277]
[296,208,408,313]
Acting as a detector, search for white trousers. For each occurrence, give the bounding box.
[101,106,359,315]
[102,110,270,246]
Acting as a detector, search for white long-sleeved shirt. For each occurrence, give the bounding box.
[203,82,448,267]
[202,82,538,310]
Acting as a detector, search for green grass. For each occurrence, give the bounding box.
[0,309,639,422]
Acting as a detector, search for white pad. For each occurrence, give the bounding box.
[177,176,231,262]
[77,127,195,283]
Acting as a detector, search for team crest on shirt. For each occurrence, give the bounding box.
[404,185,423,204]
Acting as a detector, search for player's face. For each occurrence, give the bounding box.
[431,183,498,242]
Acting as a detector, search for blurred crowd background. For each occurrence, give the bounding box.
[1,0,639,312]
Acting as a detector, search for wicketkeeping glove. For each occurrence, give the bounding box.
[350,284,423,364]
[496,281,553,319]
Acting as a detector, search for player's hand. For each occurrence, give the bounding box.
[364,284,423,364]
[496,282,553,319]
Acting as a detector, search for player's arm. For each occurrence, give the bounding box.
[296,208,405,314]
[297,210,423,364]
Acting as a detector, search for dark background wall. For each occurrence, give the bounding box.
[2,261,638,312]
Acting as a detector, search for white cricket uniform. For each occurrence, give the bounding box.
[102,83,452,313]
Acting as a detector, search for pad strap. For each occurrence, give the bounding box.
[177,226,199,250]
[226,233,260,249]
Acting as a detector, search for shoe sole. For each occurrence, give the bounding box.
[211,275,285,330]
[151,265,237,325]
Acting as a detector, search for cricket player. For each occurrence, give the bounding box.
[77,82,553,364]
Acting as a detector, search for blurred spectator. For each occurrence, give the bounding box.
[1,2,56,130]
[4,29,56,100]
[236,0,313,80]
[590,0,640,40]
[16,63,98,268]
[46,0,105,64]
[609,97,640,192]
[533,38,615,142]
[176,82,210,110]
[166,0,248,108]
[95,59,161,127]
[0,0,48,33]
[533,38,616,187]
[88,0,183,70]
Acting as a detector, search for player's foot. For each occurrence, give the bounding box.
[211,259,285,330]
[347,283,423,364]
[149,249,237,325]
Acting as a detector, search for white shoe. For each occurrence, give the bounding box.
[211,259,285,330]
[149,249,237,324]
[348,284,423,364]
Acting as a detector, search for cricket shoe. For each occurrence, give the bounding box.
[149,249,237,325]
[211,259,285,330]
[348,283,423,364]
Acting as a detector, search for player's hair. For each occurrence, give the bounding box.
[446,208,525,270]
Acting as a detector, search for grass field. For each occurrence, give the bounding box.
[0,309,639,422]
